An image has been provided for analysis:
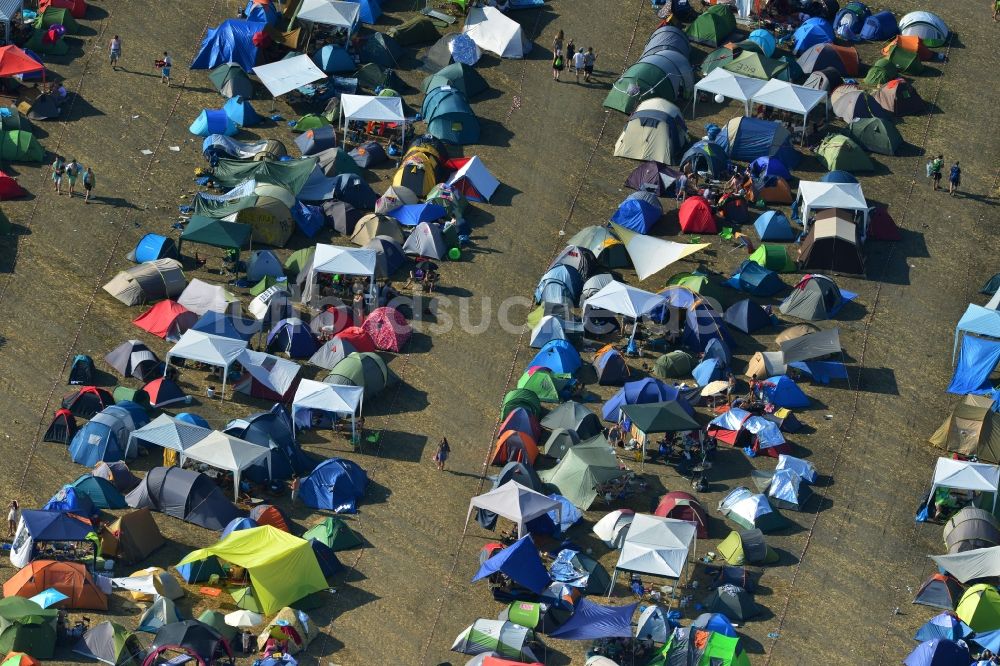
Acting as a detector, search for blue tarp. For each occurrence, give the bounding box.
[223,96,262,127]
[610,197,662,234]
[763,375,810,408]
[245,0,279,25]
[754,211,794,241]
[750,156,792,180]
[793,17,834,54]
[602,378,692,421]
[191,20,266,72]
[948,335,1000,395]
[472,535,551,593]
[292,201,324,238]
[189,109,238,137]
[953,304,1000,363]
[300,458,369,512]
[725,260,784,297]
[549,599,638,640]
[529,339,582,375]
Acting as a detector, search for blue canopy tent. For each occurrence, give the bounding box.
[610,193,662,234]
[861,11,898,40]
[947,335,1000,395]
[953,304,1000,362]
[13,510,97,567]
[529,339,582,375]
[602,378,693,422]
[792,17,834,54]
[132,234,178,263]
[189,109,238,137]
[387,203,447,227]
[763,375,810,408]
[300,458,369,513]
[725,299,772,334]
[314,44,356,73]
[725,260,785,297]
[344,0,381,24]
[190,311,262,342]
[754,211,794,241]
[548,599,638,640]
[223,96,262,127]
[472,535,551,593]
[191,20,266,71]
[683,301,733,353]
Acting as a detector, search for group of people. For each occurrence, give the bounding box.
[551,30,597,83]
[51,155,96,201]
[928,154,962,195]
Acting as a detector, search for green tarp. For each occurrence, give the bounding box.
[212,157,317,194]
[180,216,252,250]
[192,194,258,219]
[622,402,700,433]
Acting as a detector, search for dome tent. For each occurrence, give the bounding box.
[847,117,903,156]
[422,62,488,99]
[680,140,729,179]
[754,211,794,241]
[325,352,395,399]
[715,117,800,168]
[613,98,688,166]
[222,95,262,127]
[678,196,718,234]
[874,77,924,116]
[603,51,693,114]
[188,109,237,137]
[642,25,690,59]
[816,134,874,172]
[792,17,833,54]
[831,85,888,123]
[686,5,737,46]
[422,87,479,145]
[796,43,860,76]
[610,192,662,234]
[300,458,369,512]
[861,10,898,41]
[779,274,845,321]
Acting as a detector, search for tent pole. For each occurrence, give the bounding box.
[222,365,227,400]
[801,109,808,145]
[234,471,240,501]
[607,569,618,599]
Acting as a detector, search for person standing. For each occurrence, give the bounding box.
[949,161,961,196]
[83,166,96,203]
[572,48,586,83]
[552,29,564,56]
[65,158,79,197]
[566,38,576,71]
[930,154,944,191]
[675,171,688,202]
[552,49,564,81]
[7,500,19,538]
[109,35,122,70]
[160,52,172,86]
[289,475,300,505]
[583,47,597,83]
[51,155,65,194]
[434,437,451,471]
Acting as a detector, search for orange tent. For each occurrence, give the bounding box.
[2,653,42,666]
[0,46,45,79]
[882,35,934,61]
[2,560,108,610]
[249,504,291,533]
[754,176,794,204]
[489,430,539,466]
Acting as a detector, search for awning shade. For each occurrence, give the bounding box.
[292,378,364,415]
[167,330,248,367]
[253,54,327,97]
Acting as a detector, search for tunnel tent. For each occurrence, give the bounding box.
[642,25,691,59]
[178,216,251,257]
[614,98,688,165]
[944,507,1000,554]
[636,51,695,101]
[423,62,488,99]
[68,404,149,467]
[693,68,764,116]
[189,108,238,138]
[462,6,528,59]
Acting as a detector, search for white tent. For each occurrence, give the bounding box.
[296,0,359,32]
[292,379,364,436]
[611,514,697,596]
[693,69,765,116]
[234,350,301,399]
[339,94,406,147]
[593,509,635,549]
[750,79,829,142]
[127,414,213,459]
[795,181,869,232]
[447,156,500,202]
[178,279,240,316]
[928,457,1000,512]
[778,327,841,363]
[301,244,377,306]
[465,481,561,538]
[164,331,248,398]
[463,7,528,59]
[182,431,271,499]
[530,315,566,348]
[611,224,709,282]
[253,55,327,98]
[248,284,291,321]
[583,280,666,319]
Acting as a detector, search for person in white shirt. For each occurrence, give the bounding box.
[572,49,586,83]
[7,500,19,537]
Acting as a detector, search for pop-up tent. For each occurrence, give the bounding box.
[339,94,405,147]
[899,11,948,47]
[925,457,1000,514]
[692,68,764,116]
[165,330,247,397]
[473,535,551,593]
[292,379,363,435]
[125,466,244,530]
[612,514,697,595]
[462,7,528,58]
[0,597,58,658]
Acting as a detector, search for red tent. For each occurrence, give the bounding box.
[141,377,188,407]
[40,0,88,18]
[133,300,197,340]
[654,491,709,538]
[61,386,114,418]
[249,504,291,532]
[867,206,901,241]
[0,46,45,78]
[335,326,375,353]
[0,171,26,200]
[362,307,411,352]
[679,196,718,234]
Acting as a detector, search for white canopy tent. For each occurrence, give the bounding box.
[182,431,271,500]
[339,94,406,148]
[301,244,377,307]
[693,69,765,117]
[795,181,869,232]
[296,0,360,46]
[463,7,528,59]
[611,224,709,281]
[611,514,697,597]
[253,54,327,100]
[292,379,364,437]
[583,280,666,319]
[164,331,248,398]
[127,414,212,460]
[750,79,829,143]
[927,457,1000,512]
[465,481,561,538]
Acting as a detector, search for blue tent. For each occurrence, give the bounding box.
[191,20,265,71]
[754,211,794,241]
[679,140,729,179]
[43,485,97,517]
[388,203,448,227]
[69,403,148,467]
[266,318,317,359]
[903,639,969,666]
[820,170,858,184]
[221,517,258,539]
[725,299,772,334]
[300,458,369,513]
[692,358,724,386]
[704,337,732,368]
[792,17,834,54]
[223,96,262,127]
[861,11,898,40]
[70,475,127,510]
[244,0,279,25]
[176,413,210,427]
[190,311,261,342]
[294,126,337,156]
[225,405,315,481]
[330,173,378,210]
[549,599,638,640]
[344,0,381,23]
[177,555,227,583]
[947,335,1000,395]
[602,378,693,422]
[834,2,871,40]
[310,538,345,578]
[788,361,848,383]
[747,29,776,57]
[725,260,785,297]
[716,118,800,168]
[692,612,738,637]
[535,265,583,305]
[683,301,734,353]
[914,612,973,642]
[314,44,356,73]
[292,201,324,238]
[422,86,479,145]
[763,375,810,408]
[529,339,582,375]
[969,629,1000,654]
[750,156,792,180]
[189,109,237,137]
[19,510,94,544]
[610,193,662,234]
[472,535,551,593]
[133,234,177,263]
[953,305,1000,364]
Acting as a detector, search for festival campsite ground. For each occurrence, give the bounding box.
[0,0,996,663]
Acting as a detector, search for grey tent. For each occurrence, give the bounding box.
[593,347,630,385]
[105,340,161,381]
[103,259,187,306]
[125,466,244,530]
[613,98,688,165]
[492,461,543,492]
[802,66,842,92]
[314,146,363,177]
[422,62,489,99]
[540,401,602,439]
[775,323,820,345]
[543,428,580,459]
[778,327,841,363]
[580,273,614,305]
[209,63,253,99]
[365,236,406,279]
[929,394,1000,463]
[797,217,865,275]
[324,200,363,235]
[196,610,238,642]
[309,338,359,371]
[912,573,966,610]
[701,584,760,622]
[73,621,146,666]
[548,245,597,281]
[294,126,337,156]
[137,596,182,633]
[642,25,691,59]
[779,274,844,321]
[351,213,404,246]
[636,50,695,101]
[349,141,388,168]
[325,352,396,399]
[402,221,448,260]
[944,507,1000,554]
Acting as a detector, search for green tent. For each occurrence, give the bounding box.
[423,63,489,99]
[208,63,252,98]
[317,147,363,178]
[196,611,238,641]
[24,29,68,55]
[701,46,737,76]
[847,117,903,156]
[0,598,58,658]
[0,130,44,163]
[229,585,263,612]
[516,370,567,403]
[386,15,438,46]
[538,438,623,510]
[886,44,923,74]
[816,134,874,173]
[958,584,1000,633]
[35,7,81,34]
[667,272,729,306]
[686,6,736,46]
[723,51,787,81]
[603,62,677,114]
[303,517,363,552]
[73,621,145,666]
[501,389,542,419]
[249,275,280,297]
[748,244,796,273]
[213,157,317,193]
[179,526,328,614]
[284,247,314,278]
[180,216,252,251]
[622,402,701,434]
[326,352,395,399]
[293,113,331,133]
[864,58,899,86]
[192,193,257,219]
[651,628,751,666]
[654,350,695,379]
[505,601,541,630]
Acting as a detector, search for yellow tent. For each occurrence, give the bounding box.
[176,526,327,614]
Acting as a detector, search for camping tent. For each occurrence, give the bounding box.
[473,536,551,593]
[539,440,623,510]
[100,509,164,564]
[831,85,888,123]
[103,259,187,307]
[714,117,800,167]
[680,141,729,179]
[68,404,148,467]
[0,598,58,658]
[125,466,244,530]
[422,86,479,145]
[462,7,528,58]
[10,511,95,569]
[796,43,860,76]
[929,394,1000,463]
[73,621,145,666]
[779,274,846,320]
[191,19,265,71]
[3,561,107,610]
[209,63,253,98]
[797,215,865,274]
[795,180,869,229]
[614,98,687,165]
[451,619,538,662]
[847,117,903,156]
[604,52,693,113]
[423,62,488,99]
[687,6,736,46]
[291,379,363,435]
[792,16,833,54]
[944,507,1000,554]
[817,133,874,172]
[899,11,948,47]
[874,77,924,116]
[299,458,368,512]
[625,162,681,197]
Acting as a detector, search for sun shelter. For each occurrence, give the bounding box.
[611,514,697,596]
[253,54,326,104]
[548,598,638,640]
[473,535,551,593]
[181,431,270,499]
[692,68,764,116]
[301,243,376,306]
[339,94,405,147]
[126,466,243,530]
[0,598,58,658]
[926,457,1000,514]
[292,379,363,436]
[467,481,561,538]
[10,510,95,568]
[463,7,527,58]
[295,0,359,45]
[584,280,666,321]
[795,180,869,230]
[127,414,212,463]
[749,79,828,143]
[165,330,247,397]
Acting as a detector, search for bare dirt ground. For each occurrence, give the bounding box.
[0,0,996,664]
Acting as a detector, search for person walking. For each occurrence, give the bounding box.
[552,49,564,81]
[949,161,961,196]
[583,47,597,82]
[65,158,79,197]
[83,166,96,203]
[552,29,564,56]
[675,171,688,202]
[7,500,19,538]
[109,35,122,70]
[566,38,576,71]
[433,437,451,471]
[930,154,944,191]
[572,48,586,83]
[160,52,173,86]
[51,155,65,194]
